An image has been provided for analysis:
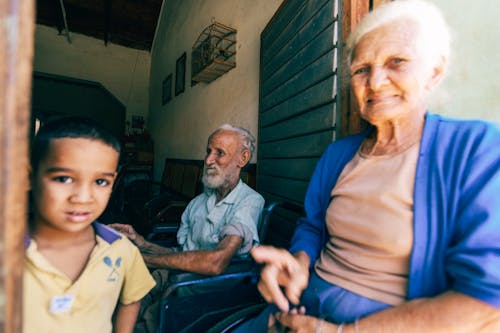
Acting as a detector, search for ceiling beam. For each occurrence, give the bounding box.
[58,0,72,43]
[104,0,111,46]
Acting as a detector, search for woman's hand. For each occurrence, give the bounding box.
[108,223,145,247]
[274,311,335,333]
[251,246,310,312]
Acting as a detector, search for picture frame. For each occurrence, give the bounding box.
[131,115,145,129]
[162,74,172,105]
[175,52,186,96]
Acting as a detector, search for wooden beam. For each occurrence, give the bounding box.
[339,0,370,138]
[342,0,370,41]
[0,0,34,331]
[372,0,394,9]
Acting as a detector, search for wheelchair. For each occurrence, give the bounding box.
[154,201,303,333]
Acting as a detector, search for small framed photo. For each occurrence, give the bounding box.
[175,52,186,96]
[162,74,172,105]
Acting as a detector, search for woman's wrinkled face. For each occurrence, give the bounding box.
[350,20,436,125]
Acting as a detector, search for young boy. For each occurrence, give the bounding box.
[24,117,155,333]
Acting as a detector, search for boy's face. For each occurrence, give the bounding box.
[31,138,119,233]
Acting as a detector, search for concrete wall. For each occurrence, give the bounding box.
[149,0,284,180]
[430,0,500,123]
[34,25,151,125]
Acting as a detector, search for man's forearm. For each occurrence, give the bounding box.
[144,249,226,275]
[337,291,500,333]
[143,235,243,275]
[138,240,176,256]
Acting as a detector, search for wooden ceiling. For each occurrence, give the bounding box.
[36,0,163,51]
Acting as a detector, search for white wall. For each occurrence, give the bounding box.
[149,0,284,180]
[34,25,151,125]
[35,0,498,183]
[430,0,500,122]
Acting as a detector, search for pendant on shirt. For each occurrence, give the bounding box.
[50,295,74,314]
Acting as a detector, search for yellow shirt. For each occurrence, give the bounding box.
[23,223,155,333]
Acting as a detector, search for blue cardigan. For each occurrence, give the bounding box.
[289,113,500,308]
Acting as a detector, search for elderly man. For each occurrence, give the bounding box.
[110,124,264,332]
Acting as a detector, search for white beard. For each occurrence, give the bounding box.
[202,163,237,191]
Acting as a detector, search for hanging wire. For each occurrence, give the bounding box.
[58,0,72,43]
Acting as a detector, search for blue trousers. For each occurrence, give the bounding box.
[234,271,392,332]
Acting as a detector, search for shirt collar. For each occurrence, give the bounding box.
[214,179,243,205]
[92,222,122,244]
[24,233,31,248]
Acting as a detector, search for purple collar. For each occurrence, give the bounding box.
[92,222,122,244]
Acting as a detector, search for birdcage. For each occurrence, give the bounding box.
[191,21,237,83]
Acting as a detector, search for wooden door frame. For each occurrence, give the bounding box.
[339,0,370,138]
[339,0,392,137]
[0,0,35,332]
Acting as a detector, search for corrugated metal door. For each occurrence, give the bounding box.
[257,0,341,205]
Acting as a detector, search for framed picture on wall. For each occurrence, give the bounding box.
[175,52,186,96]
[162,74,172,105]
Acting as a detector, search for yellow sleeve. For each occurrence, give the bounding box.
[119,238,156,305]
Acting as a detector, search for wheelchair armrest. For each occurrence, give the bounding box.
[146,223,180,247]
[151,224,179,234]
[158,260,264,333]
[164,259,260,296]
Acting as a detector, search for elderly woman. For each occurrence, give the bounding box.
[234,0,500,332]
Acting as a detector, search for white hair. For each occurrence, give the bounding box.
[209,124,256,160]
[343,0,451,84]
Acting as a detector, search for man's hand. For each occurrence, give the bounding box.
[251,246,310,312]
[108,223,145,247]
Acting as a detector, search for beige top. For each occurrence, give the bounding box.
[314,142,419,305]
